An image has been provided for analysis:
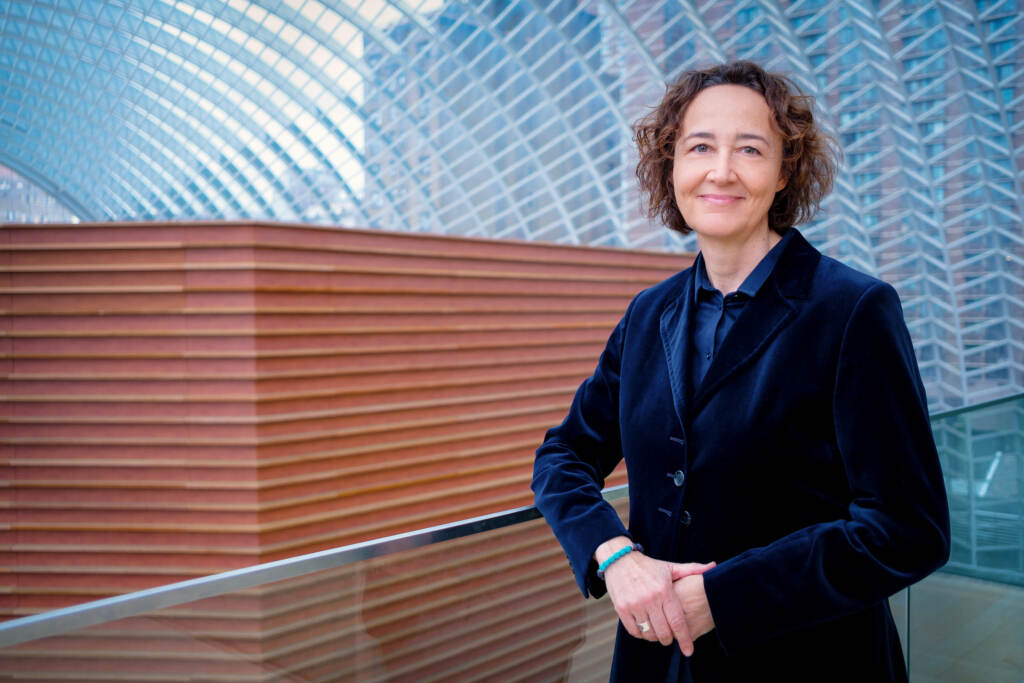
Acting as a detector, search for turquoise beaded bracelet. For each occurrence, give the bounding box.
[596,543,643,580]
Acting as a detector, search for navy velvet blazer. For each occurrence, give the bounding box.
[532,229,950,682]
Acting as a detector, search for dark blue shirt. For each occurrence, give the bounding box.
[669,229,794,682]
[690,229,794,388]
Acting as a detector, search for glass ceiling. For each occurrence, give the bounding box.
[0,0,1021,408]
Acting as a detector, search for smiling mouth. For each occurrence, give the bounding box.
[698,194,743,204]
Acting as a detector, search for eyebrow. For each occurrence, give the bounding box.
[682,131,773,145]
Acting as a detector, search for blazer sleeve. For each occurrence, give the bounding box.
[702,282,951,654]
[532,303,634,598]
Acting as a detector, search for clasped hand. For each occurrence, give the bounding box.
[600,545,715,655]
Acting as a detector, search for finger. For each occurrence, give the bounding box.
[634,615,655,641]
[663,594,695,656]
[616,605,642,640]
[646,606,675,646]
[669,561,716,581]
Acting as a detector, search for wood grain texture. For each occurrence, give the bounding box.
[1,221,690,679]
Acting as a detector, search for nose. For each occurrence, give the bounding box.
[708,150,734,182]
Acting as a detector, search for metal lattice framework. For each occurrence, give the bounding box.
[1,0,1022,409]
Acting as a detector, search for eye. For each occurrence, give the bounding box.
[692,143,710,153]
[740,146,761,155]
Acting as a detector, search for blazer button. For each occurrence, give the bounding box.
[680,510,692,527]
[672,470,685,487]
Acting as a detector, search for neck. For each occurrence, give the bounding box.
[698,228,781,294]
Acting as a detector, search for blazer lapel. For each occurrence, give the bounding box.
[659,269,697,430]
[691,230,821,415]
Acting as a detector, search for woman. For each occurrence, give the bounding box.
[532,61,950,682]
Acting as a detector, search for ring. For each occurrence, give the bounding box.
[637,621,651,633]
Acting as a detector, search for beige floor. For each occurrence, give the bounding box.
[563,572,1021,682]
[909,573,1023,682]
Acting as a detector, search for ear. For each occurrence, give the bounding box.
[775,171,788,193]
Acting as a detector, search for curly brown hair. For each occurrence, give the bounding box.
[634,61,838,235]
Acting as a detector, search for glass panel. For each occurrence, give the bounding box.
[908,394,1024,681]
[6,387,1023,681]
[0,499,628,682]
[931,395,1024,585]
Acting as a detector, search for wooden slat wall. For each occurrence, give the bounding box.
[1,221,690,679]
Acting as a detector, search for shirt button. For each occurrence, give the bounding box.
[672,470,685,487]
[705,351,711,360]
[680,510,692,527]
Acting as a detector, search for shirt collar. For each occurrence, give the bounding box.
[694,228,796,302]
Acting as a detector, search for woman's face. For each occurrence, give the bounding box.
[672,84,786,245]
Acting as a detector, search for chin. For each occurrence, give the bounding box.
[691,224,746,239]
[690,219,768,241]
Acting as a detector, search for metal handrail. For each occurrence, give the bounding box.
[928,391,1023,421]
[0,485,629,648]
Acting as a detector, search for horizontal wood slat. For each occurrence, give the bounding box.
[1,221,689,679]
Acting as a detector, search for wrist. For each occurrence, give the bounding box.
[680,575,715,637]
[594,536,633,565]
[596,542,644,581]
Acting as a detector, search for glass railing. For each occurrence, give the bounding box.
[0,492,629,681]
[1,394,1021,681]
[908,392,1023,680]
[930,392,1023,586]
